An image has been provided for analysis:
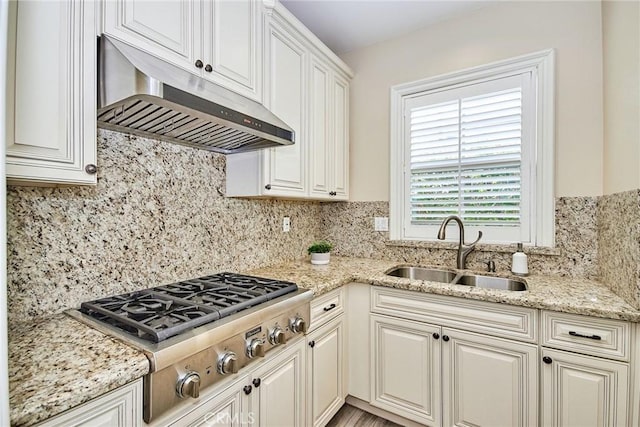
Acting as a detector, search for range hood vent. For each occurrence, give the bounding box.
[97,36,294,154]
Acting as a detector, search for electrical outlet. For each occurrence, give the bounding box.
[374,217,389,232]
[282,217,291,232]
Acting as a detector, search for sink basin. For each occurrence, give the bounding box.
[385,266,457,283]
[455,274,528,291]
[385,265,528,291]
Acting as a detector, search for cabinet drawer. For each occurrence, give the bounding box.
[542,311,630,361]
[310,288,345,331]
[371,286,537,342]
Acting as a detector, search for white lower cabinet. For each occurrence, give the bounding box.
[160,338,305,427]
[370,314,441,426]
[369,285,540,427]
[541,348,629,427]
[251,338,306,426]
[36,380,142,427]
[442,328,538,427]
[307,314,346,426]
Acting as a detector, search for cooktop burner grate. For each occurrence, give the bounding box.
[80,273,298,342]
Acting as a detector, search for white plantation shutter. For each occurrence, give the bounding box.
[391,50,555,246]
[410,87,522,225]
[402,73,534,243]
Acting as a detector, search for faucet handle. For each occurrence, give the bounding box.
[466,230,483,247]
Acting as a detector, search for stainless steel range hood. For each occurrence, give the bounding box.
[97,36,294,154]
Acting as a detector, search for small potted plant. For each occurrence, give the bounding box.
[308,241,333,265]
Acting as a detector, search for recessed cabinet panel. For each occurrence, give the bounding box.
[252,340,305,427]
[6,0,97,184]
[309,60,330,196]
[542,348,629,427]
[263,21,307,194]
[370,314,441,426]
[332,74,349,199]
[308,315,345,426]
[103,0,198,72]
[442,329,538,427]
[203,0,260,100]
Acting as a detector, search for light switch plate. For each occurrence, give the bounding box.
[374,217,389,232]
[283,217,290,232]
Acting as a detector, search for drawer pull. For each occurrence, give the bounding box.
[569,331,602,340]
[323,303,337,312]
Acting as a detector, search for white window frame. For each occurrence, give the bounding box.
[390,50,555,247]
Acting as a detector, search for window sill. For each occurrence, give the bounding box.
[386,240,561,256]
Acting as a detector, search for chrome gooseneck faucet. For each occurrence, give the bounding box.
[437,215,483,270]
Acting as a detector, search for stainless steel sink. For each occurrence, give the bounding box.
[455,274,528,291]
[385,266,528,291]
[385,266,457,283]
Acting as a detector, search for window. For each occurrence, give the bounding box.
[390,50,555,246]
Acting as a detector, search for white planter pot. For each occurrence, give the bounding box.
[310,252,330,265]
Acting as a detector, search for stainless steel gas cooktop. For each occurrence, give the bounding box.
[68,272,312,423]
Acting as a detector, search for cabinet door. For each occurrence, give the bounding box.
[442,328,538,427]
[261,15,307,197]
[331,73,349,199]
[6,0,97,185]
[307,315,346,426]
[37,380,142,427]
[168,375,250,427]
[541,348,629,427]
[370,314,441,426]
[252,339,306,427]
[201,0,261,101]
[308,58,331,198]
[102,0,200,73]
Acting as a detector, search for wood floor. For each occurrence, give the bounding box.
[326,405,403,427]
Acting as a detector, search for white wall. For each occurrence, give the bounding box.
[602,0,640,195]
[341,1,604,201]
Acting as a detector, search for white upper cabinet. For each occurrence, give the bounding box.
[202,0,261,100]
[226,2,352,201]
[307,57,350,200]
[102,0,261,101]
[102,0,200,73]
[261,14,307,196]
[6,0,97,185]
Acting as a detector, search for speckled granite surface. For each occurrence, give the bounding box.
[10,256,640,427]
[8,314,149,426]
[7,129,322,322]
[246,256,640,322]
[320,197,599,279]
[598,189,640,309]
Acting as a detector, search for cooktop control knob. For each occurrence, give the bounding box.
[217,351,239,375]
[176,371,201,399]
[247,338,266,359]
[290,316,307,334]
[269,326,286,345]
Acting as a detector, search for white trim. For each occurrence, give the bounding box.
[390,50,555,246]
[0,0,10,424]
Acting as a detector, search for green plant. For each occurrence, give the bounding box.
[307,241,333,254]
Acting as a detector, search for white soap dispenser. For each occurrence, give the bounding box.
[511,243,529,276]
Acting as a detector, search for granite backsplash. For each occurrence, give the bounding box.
[598,189,640,309]
[7,130,322,322]
[320,198,599,279]
[8,129,636,321]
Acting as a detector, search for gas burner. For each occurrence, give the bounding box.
[79,272,297,342]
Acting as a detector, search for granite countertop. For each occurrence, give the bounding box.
[9,256,640,426]
[246,256,640,322]
[8,314,149,427]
